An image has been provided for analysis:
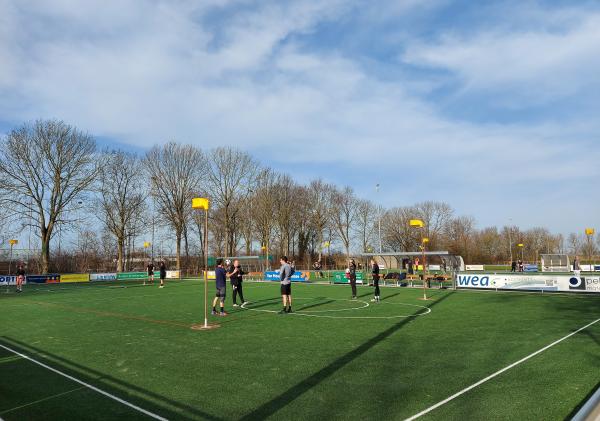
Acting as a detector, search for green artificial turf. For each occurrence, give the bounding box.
[1,279,599,420]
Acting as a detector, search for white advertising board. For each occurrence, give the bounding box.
[456,273,600,293]
[90,273,117,281]
[465,265,484,271]
[0,275,26,286]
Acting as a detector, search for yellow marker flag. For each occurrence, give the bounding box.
[585,228,595,236]
[410,219,424,228]
[192,197,209,210]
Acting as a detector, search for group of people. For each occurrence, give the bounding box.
[510,260,525,272]
[211,258,248,316]
[145,261,167,287]
[346,258,382,303]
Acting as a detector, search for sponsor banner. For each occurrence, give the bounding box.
[466,265,484,271]
[332,271,364,285]
[90,273,117,281]
[207,271,216,280]
[429,264,441,271]
[264,271,310,282]
[27,274,60,284]
[166,270,180,279]
[60,273,90,283]
[0,275,26,286]
[595,265,600,272]
[116,272,147,280]
[456,273,600,293]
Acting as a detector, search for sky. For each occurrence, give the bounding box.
[1,0,599,235]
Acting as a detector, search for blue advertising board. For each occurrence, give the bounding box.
[523,264,539,272]
[264,271,310,282]
[26,274,60,283]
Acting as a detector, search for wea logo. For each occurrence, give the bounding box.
[457,275,490,287]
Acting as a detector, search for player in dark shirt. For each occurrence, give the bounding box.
[212,259,228,316]
[228,259,246,307]
[16,264,25,293]
[146,261,154,286]
[159,261,166,288]
[370,259,380,303]
[348,259,357,300]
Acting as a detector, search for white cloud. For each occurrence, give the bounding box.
[403,9,600,105]
[1,0,599,233]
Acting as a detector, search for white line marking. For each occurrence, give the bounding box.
[0,343,168,421]
[241,298,431,319]
[404,317,600,421]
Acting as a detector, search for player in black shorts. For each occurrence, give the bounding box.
[279,256,293,313]
[146,261,154,285]
[212,259,228,316]
[159,261,166,288]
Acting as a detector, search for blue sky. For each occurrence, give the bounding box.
[1,0,599,234]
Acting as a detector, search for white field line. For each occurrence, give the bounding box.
[0,343,168,421]
[404,317,600,421]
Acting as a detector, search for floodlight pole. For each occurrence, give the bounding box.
[203,206,209,328]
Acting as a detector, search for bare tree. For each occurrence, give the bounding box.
[205,147,257,256]
[146,143,204,270]
[307,179,335,261]
[354,199,376,253]
[0,120,97,273]
[98,150,147,272]
[331,186,359,257]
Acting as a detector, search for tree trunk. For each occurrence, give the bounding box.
[41,231,50,274]
[176,231,182,271]
[117,236,125,272]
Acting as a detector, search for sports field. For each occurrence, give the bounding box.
[1,279,599,420]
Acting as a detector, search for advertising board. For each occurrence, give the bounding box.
[456,273,600,293]
[60,273,90,283]
[264,271,310,282]
[90,273,117,281]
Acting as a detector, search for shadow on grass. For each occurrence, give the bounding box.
[297,300,335,311]
[1,337,223,421]
[239,292,454,421]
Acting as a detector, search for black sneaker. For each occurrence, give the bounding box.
[278,308,287,314]
[287,308,293,313]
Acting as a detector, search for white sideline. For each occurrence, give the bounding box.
[0,343,168,421]
[404,317,600,421]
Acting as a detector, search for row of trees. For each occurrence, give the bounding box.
[1,120,598,274]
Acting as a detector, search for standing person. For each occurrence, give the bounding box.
[407,259,414,275]
[348,258,357,300]
[279,256,293,314]
[159,261,166,288]
[511,260,517,272]
[573,256,581,276]
[146,261,154,285]
[518,260,524,272]
[212,259,228,316]
[313,260,324,278]
[229,259,247,307]
[15,263,25,293]
[370,259,380,303]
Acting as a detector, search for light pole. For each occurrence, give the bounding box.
[191,197,218,330]
[409,219,429,300]
[508,218,513,264]
[323,241,330,281]
[585,228,595,271]
[517,243,524,263]
[376,184,382,253]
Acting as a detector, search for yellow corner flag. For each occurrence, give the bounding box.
[192,197,209,210]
